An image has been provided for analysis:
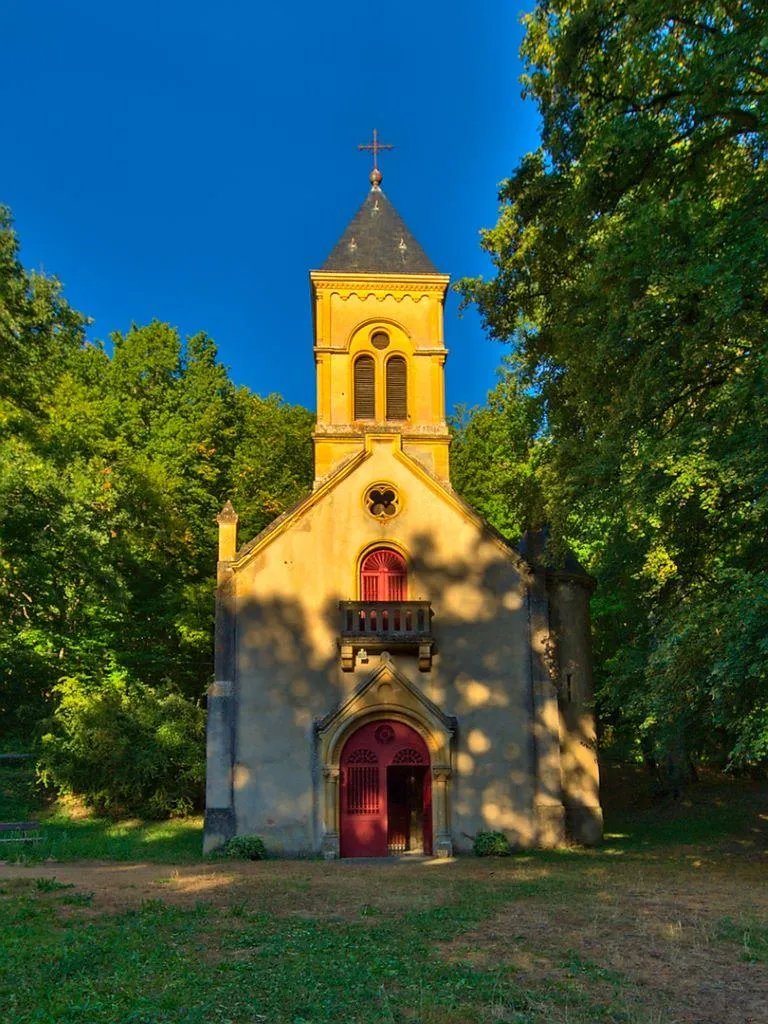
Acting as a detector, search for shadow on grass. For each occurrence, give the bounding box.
[599,768,768,857]
[1,760,204,863]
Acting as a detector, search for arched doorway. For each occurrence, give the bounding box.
[360,548,407,601]
[340,719,432,857]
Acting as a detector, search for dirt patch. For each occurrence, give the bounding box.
[440,861,768,1024]
[0,857,508,918]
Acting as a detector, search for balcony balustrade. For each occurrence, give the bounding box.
[338,600,433,672]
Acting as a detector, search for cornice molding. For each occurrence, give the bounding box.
[313,424,450,440]
[310,271,450,295]
[313,345,448,356]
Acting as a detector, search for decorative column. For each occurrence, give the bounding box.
[203,501,239,854]
[322,767,341,859]
[431,765,453,857]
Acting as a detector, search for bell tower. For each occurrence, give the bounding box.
[309,159,451,485]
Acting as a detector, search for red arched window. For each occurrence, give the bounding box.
[360,548,407,601]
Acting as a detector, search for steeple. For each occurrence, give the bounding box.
[310,167,451,486]
[322,188,439,275]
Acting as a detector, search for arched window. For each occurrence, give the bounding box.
[360,548,407,601]
[386,356,407,420]
[354,355,375,419]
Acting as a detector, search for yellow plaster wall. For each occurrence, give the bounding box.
[311,273,451,484]
[229,438,539,854]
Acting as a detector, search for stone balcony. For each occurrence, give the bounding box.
[338,601,434,672]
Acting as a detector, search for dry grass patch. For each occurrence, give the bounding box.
[439,858,768,1024]
[0,858,486,919]
[2,852,766,1023]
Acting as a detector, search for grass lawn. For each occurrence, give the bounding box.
[1,764,766,1023]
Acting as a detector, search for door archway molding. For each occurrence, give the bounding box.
[316,653,454,858]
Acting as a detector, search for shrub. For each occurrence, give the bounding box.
[37,670,205,818]
[218,835,266,860]
[473,830,512,857]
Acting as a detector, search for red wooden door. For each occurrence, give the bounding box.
[340,720,431,858]
[360,548,407,601]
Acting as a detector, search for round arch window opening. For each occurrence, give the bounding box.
[371,330,390,350]
[366,484,400,519]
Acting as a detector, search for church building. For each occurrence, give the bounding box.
[204,160,602,858]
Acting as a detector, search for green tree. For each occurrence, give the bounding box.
[0,206,316,812]
[38,668,206,817]
[450,359,545,541]
[230,390,315,539]
[0,206,93,737]
[0,206,88,419]
[462,1,768,770]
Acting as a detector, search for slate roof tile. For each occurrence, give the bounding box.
[321,188,439,274]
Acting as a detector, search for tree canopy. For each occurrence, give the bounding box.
[0,207,314,811]
[460,0,768,771]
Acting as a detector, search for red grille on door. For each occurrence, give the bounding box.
[346,767,379,814]
[360,548,407,601]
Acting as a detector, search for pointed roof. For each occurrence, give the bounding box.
[321,187,439,274]
[216,499,238,524]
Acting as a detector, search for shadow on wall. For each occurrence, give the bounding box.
[407,530,540,844]
[230,527,590,846]
[233,590,338,847]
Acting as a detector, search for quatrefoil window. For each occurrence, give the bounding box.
[366,485,399,519]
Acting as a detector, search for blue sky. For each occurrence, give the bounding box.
[4,2,541,414]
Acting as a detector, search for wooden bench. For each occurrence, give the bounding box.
[0,821,43,843]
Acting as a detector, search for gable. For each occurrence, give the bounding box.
[317,653,455,767]
[232,432,529,580]
[228,432,533,670]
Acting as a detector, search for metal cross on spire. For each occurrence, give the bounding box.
[358,128,394,189]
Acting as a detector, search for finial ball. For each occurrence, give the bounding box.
[370,167,383,188]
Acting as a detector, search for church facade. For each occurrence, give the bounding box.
[204,171,602,857]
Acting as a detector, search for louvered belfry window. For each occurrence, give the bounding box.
[354,355,375,419]
[386,356,407,420]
